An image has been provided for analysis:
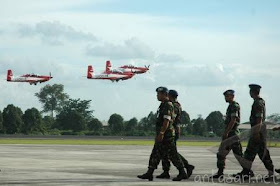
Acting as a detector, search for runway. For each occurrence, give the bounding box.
[0,144,279,185]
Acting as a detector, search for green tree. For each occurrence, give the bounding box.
[22,108,44,134]
[2,104,23,134]
[108,114,124,133]
[42,115,55,130]
[138,112,156,132]
[0,110,3,133]
[35,84,69,117]
[56,98,92,132]
[88,118,103,132]
[56,111,86,132]
[62,98,93,123]
[205,111,224,136]
[192,115,207,136]
[185,123,193,135]
[138,116,148,131]
[125,117,138,132]
[180,110,191,135]
[181,111,191,127]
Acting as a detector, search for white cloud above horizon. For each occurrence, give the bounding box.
[0,0,279,122]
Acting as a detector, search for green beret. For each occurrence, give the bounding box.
[223,89,235,96]
[156,86,168,93]
[249,84,262,90]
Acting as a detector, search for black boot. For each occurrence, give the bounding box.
[186,164,195,178]
[233,168,254,180]
[156,171,170,179]
[172,168,188,181]
[137,168,154,181]
[275,169,280,174]
[210,169,224,179]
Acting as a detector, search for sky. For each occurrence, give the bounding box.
[0,0,279,123]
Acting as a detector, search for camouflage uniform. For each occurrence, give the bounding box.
[148,100,184,170]
[161,101,190,171]
[242,98,274,171]
[217,101,243,170]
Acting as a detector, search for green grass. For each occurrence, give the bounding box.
[0,139,279,147]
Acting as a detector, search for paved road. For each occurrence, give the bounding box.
[0,145,279,185]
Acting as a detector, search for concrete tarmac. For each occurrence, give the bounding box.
[0,144,279,185]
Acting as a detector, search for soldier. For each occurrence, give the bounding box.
[137,87,188,181]
[210,90,243,179]
[156,89,195,179]
[234,84,275,180]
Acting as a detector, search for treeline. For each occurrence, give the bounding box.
[0,103,224,136]
[0,84,279,138]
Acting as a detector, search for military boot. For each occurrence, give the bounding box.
[156,171,170,179]
[275,169,280,174]
[233,168,254,180]
[172,169,188,181]
[137,168,154,181]
[209,169,224,179]
[186,164,195,178]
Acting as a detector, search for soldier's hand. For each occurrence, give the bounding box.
[156,133,164,142]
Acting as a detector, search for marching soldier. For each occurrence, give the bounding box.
[210,90,243,179]
[234,84,275,180]
[137,87,188,181]
[157,89,195,179]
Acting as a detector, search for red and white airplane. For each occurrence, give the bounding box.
[6,70,53,85]
[105,60,150,74]
[87,65,134,82]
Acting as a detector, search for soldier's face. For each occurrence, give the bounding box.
[224,95,234,102]
[157,92,166,101]
[249,90,254,98]
[168,95,174,101]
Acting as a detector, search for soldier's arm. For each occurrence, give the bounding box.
[253,118,262,136]
[156,118,170,142]
[160,119,170,134]
[224,104,239,136]
[253,102,264,134]
[225,117,237,135]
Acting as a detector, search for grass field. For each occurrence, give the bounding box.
[0,138,280,147]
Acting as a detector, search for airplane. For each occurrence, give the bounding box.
[105,60,150,74]
[119,64,150,74]
[87,65,135,82]
[6,70,53,85]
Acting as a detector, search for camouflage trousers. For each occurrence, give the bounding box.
[148,139,184,170]
[161,133,189,171]
[217,132,243,170]
[241,134,274,171]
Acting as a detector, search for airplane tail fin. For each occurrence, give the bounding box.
[87,65,94,78]
[106,60,112,73]
[7,70,13,81]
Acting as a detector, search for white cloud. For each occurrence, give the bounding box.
[86,38,155,60]
[155,54,186,63]
[17,21,97,45]
[0,1,280,122]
